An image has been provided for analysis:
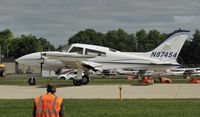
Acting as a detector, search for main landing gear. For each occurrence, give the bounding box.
[73,75,90,86]
[27,75,89,86]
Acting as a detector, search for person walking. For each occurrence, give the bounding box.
[33,84,64,117]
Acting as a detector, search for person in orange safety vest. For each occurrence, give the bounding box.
[33,84,64,117]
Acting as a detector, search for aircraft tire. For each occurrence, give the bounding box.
[60,77,66,80]
[28,77,36,85]
[73,79,82,86]
[81,75,90,85]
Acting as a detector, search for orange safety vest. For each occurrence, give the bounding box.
[35,93,63,117]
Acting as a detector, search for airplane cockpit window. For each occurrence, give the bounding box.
[196,69,200,71]
[69,47,83,54]
[109,48,117,52]
[61,45,71,52]
[85,49,106,57]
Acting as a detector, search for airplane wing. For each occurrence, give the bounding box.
[81,61,102,71]
[43,51,96,61]
[43,51,101,71]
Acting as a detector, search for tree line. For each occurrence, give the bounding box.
[0,29,55,58]
[1,28,200,67]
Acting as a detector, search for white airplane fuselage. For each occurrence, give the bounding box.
[16,50,177,71]
[15,29,190,85]
[86,52,178,71]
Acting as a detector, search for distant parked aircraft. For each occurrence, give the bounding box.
[163,67,200,77]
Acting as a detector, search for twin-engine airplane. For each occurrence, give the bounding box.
[16,29,190,86]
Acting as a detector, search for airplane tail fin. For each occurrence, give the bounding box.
[145,29,190,63]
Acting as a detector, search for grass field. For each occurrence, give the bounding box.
[0,75,137,86]
[0,76,200,117]
[0,99,200,117]
[0,75,191,86]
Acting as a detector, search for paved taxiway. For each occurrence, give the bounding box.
[0,84,200,99]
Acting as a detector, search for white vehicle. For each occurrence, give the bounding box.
[117,68,154,76]
[144,70,154,76]
[16,29,190,86]
[58,71,78,80]
[163,69,187,76]
[163,68,200,76]
[191,68,200,76]
[117,68,139,75]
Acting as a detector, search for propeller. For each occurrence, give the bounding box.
[40,52,44,76]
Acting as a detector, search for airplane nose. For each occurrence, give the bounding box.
[15,52,43,65]
[15,54,32,64]
[15,57,23,63]
[15,55,26,64]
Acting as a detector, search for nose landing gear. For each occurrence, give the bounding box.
[28,77,36,85]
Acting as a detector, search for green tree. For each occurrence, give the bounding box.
[191,30,200,64]
[180,30,200,67]
[9,35,38,58]
[68,29,104,46]
[57,44,67,51]
[179,40,191,67]
[0,29,13,57]
[135,29,167,52]
[37,38,55,51]
[136,29,148,52]
[104,29,131,51]
[146,30,161,51]
[9,34,55,58]
[126,34,136,52]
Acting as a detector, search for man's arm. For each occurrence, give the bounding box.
[33,101,36,117]
[59,101,65,117]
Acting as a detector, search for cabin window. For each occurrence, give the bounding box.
[195,69,200,71]
[109,48,117,52]
[69,47,83,54]
[85,49,106,56]
[61,45,71,52]
[171,70,184,72]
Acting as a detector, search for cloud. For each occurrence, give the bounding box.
[0,0,200,46]
[174,16,200,23]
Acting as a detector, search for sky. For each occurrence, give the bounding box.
[0,0,200,47]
